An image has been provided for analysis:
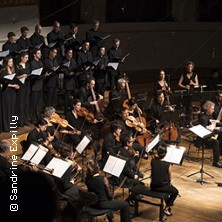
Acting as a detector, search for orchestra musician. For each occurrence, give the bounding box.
[212,91,222,119]
[85,159,131,222]
[199,101,222,168]
[101,122,122,165]
[153,69,171,95]
[150,142,179,216]
[178,61,199,127]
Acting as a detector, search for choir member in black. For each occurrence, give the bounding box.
[178,61,199,127]
[30,24,46,48]
[44,47,60,107]
[16,26,32,51]
[47,21,64,60]
[0,83,2,133]
[2,32,18,56]
[153,69,171,96]
[101,122,122,165]
[93,46,108,95]
[151,142,179,216]
[212,91,222,119]
[62,48,78,115]
[85,159,131,222]
[64,23,83,52]
[107,38,122,90]
[199,101,222,168]
[15,52,31,127]
[0,56,19,132]
[26,118,48,148]
[76,40,93,87]
[86,19,102,57]
[30,49,45,123]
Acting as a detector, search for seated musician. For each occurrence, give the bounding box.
[105,78,127,119]
[212,91,222,119]
[26,118,48,150]
[150,90,174,128]
[101,122,122,166]
[115,107,147,159]
[151,142,179,216]
[85,159,131,222]
[178,61,199,127]
[199,101,222,168]
[66,99,100,157]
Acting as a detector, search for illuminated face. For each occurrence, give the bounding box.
[114,40,120,48]
[9,36,16,43]
[187,64,194,73]
[35,50,42,60]
[53,22,60,32]
[66,50,73,59]
[36,25,42,34]
[159,70,165,80]
[21,54,29,63]
[7,58,14,68]
[157,93,165,104]
[84,42,90,51]
[116,128,122,136]
[39,124,47,131]
[22,31,29,38]
[99,47,105,56]
[216,93,222,102]
[207,105,215,115]
[74,102,81,112]
[122,110,129,120]
[88,80,95,89]
[50,49,57,59]
[93,22,100,31]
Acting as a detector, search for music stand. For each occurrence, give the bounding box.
[187,125,214,184]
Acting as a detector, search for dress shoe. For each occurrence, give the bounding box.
[212,162,222,168]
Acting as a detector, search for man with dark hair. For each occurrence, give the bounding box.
[16,26,32,51]
[2,32,18,55]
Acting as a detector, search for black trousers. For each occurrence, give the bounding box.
[97,200,131,222]
[203,138,221,163]
[152,184,179,207]
[30,90,43,122]
[45,86,58,107]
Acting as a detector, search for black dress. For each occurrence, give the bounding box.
[16,63,31,126]
[151,158,178,207]
[0,69,17,132]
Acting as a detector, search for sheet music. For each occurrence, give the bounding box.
[122,53,130,62]
[146,134,160,153]
[93,59,100,66]
[46,157,71,178]
[3,73,16,80]
[62,61,70,67]
[103,155,126,177]
[107,62,118,70]
[189,124,212,138]
[22,144,39,161]
[30,145,48,165]
[35,43,43,49]
[0,49,9,57]
[163,145,186,165]
[48,42,56,48]
[76,135,91,154]
[19,77,26,84]
[31,67,43,75]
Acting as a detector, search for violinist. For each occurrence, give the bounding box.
[115,107,145,159]
[101,123,122,165]
[66,99,100,157]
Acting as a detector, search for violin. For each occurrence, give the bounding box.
[50,113,76,131]
[77,107,95,122]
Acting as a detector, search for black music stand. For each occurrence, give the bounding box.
[187,125,214,184]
